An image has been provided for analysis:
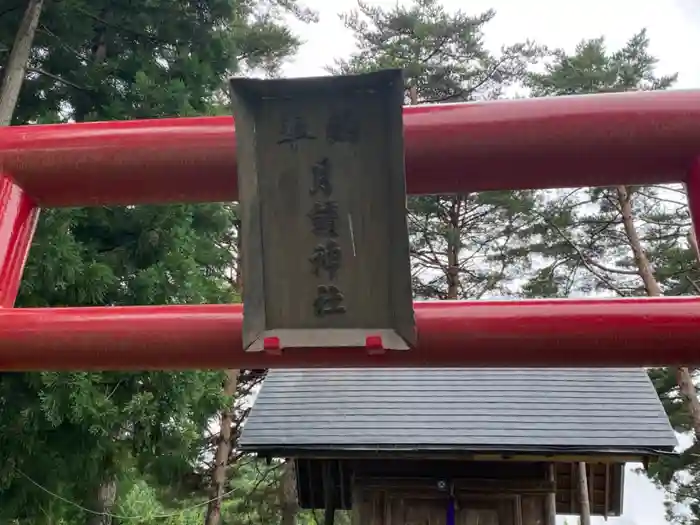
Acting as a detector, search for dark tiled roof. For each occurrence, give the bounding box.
[240,368,677,454]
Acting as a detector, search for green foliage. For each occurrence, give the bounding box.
[217,459,350,525]
[0,0,310,523]
[646,368,700,525]
[522,30,700,525]
[332,0,541,103]
[19,204,238,307]
[116,479,205,524]
[517,32,681,299]
[0,0,307,124]
[334,0,542,299]
[527,30,676,96]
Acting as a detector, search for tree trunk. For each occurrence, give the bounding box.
[675,367,700,440]
[409,85,418,105]
[72,6,108,123]
[204,370,240,525]
[577,462,591,525]
[617,186,662,297]
[86,478,117,525]
[616,185,700,439]
[446,198,462,299]
[681,184,700,267]
[204,216,246,525]
[0,0,44,125]
[280,460,298,525]
[407,82,461,300]
[689,229,700,267]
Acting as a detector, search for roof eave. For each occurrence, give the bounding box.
[240,443,677,462]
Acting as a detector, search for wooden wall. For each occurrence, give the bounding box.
[294,457,624,522]
[351,481,547,525]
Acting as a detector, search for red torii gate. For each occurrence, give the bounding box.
[2,89,700,370]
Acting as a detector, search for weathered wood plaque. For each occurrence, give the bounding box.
[230,69,415,352]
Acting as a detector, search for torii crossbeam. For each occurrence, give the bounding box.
[2,88,700,370]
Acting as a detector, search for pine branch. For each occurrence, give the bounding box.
[582,257,640,276]
[540,214,628,296]
[26,67,89,91]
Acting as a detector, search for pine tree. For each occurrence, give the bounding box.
[331,0,543,300]
[520,32,677,299]
[523,31,700,525]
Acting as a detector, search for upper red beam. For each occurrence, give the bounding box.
[1,90,700,207]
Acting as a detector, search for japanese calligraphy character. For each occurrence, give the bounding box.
[277,115,316,148]
[310,157,333,197]
[308,201,339,237]
[313,284,346,317]
[326,109,360,144]
[310,239,342,279]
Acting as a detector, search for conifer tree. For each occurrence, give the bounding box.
[0,1,310,523]
[331,0,542,300]
[524,31,700,525]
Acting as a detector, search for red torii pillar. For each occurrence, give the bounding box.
[2,89,700,369]
[0,175,38,308]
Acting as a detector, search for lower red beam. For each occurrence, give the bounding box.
[0,297,698,370]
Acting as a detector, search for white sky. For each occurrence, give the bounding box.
[280,1,700,524]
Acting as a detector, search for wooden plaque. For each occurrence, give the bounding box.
[230,70,415,352]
